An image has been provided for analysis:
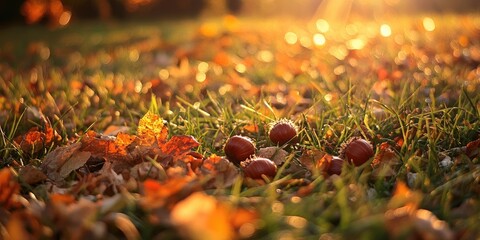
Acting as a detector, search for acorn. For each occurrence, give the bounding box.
[327,156,344,175]
[340,137,374,166]
[241,157,277,179]
[224,135,255,164]
[269,119,298,146]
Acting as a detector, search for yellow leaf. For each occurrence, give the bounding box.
[137,111,168,144]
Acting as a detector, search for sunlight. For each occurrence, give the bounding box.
[423,17,436,32]
[312,0,354,24]
[380,23,392,37]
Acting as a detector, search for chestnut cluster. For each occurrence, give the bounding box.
[224,119,375,179]
[224,119,299,179]
[324,137,375,176]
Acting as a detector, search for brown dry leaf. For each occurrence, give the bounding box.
[58,151,91,177]
[41,142,82,182]
[170,192,234,240]
[298,149,327,172]
[371,142,401,178]
[0,168,22,210]
[466,138,480,159]
[197,155,239,188]
[18,165,47,185]
[257,147,288,165]
[137,110,168,145]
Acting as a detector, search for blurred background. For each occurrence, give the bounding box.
[1,0,479,27]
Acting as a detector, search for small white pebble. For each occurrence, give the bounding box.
[439,155,453,169]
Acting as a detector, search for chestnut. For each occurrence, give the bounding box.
[269,119,298,146]
[241,157,277,179]
[224,135,255,164]
[340,137,374,166]
[327,156,344,175]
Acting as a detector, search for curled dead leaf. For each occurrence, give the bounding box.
[371,143,401,178]
[197,155,239,188]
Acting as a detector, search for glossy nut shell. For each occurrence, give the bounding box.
[242,157,277,179]
[269,120,298,146]
[224,135,255,164]
[343,138,374,166]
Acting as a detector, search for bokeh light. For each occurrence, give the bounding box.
[380,24,392,37]
[423,17,436,32]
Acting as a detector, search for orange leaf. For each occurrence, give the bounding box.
[50,193,76,205]
[0,168,21,210]
[466,138,480,159]
[13,120,60,154]
[161,135,199,159]
[243,124,259,133]
[170,192,234,240]
[14,127,45,154]
[371,142,401,178]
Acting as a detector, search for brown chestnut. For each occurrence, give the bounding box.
[224,135,255,164]
[340,137,374,166]
[327,156,344,175]
[241,157,277,179]
[269,119,298,146]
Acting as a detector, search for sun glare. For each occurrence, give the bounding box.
[380,24,392,37]
[423,17,436,32]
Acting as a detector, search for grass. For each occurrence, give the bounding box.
[1,14,480,239]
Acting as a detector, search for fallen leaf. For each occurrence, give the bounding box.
[170,192,234,240]
[0,168,22,210]
[197,155,239,188]
[371,142,401,178]
[388,181,422,212]
[18,165,47,185]
[5,211,44,240]
[137,110,168,145]
[257,147,288,165]
[41,142,82,182]
[298,149,327,172]
[13,119,60,154]
[58,151,91,177]
[161,135,200,160]
[466,138,480,159]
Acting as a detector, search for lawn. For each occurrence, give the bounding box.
[1,14,480,239]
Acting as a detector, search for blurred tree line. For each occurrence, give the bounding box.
[1,0,479,26]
